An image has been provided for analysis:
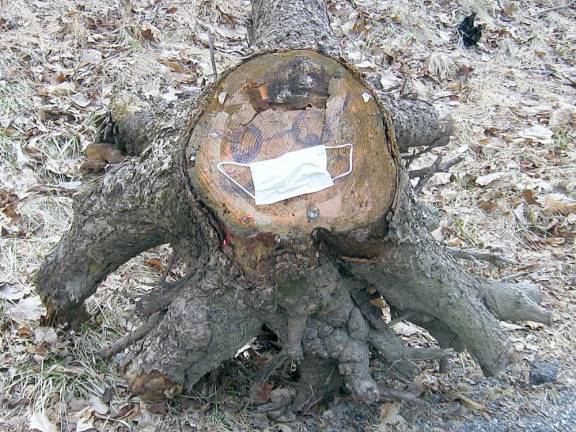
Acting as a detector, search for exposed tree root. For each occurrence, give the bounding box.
[325,174,551,376]
[369,329,453,379]
[98,313,163,360]
[409,155,464,194]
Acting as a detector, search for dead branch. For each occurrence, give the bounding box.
[97,313,162,359]
[409,155,464,194]
[534,2,575,16]
[208,28,218,77]
[446,247,519,268]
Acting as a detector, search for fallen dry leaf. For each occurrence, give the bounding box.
[393,322,421,337]
[518,124,554,145]
[70,93,91,108]
[379,402,406,429]
[548,106,574,130]
[34,327,58,345]
[253,381,274,403]
[8,296,46,322]
[525,321,545,330]
[0,282,30,301]
[542,193,576,214]
[144,257,164,272]
[29,412,57,432]
[475,172,504,187]
[81,143,125,174]
[114,403,140,421]
[74,410,95,432]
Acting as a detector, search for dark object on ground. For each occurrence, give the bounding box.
[458,13,482,47]
[530,360,558,385]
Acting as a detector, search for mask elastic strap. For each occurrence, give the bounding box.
[216,161,256,200]
[325,143,353,181]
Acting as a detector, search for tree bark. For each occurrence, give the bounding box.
[35,0,551,417]
[383,96,454,152]
[250,0,339,54]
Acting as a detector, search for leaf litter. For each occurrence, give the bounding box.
[0,0,574,431]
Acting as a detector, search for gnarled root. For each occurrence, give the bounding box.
[325,173,551,376]
[369,328,453,380]
[35,154,177,324]
[126,269,265,400]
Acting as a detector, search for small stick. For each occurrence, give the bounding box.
[208,29,218,78]
[410,155,464,194]
[408,155,463,180]
[403,143,435,169]
[534,2,574,15]
[446,247,519,268]
[97,313,162,359]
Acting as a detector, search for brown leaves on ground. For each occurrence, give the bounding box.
[0,189,24,237]
[80,143,125,174]
[379,402,407,431]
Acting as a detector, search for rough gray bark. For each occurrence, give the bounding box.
[35,0,551,419]
[384,97,454,151]
[330,174,511,375]
[127,269,264,399]
[250,0,339,55]
[37,154,174,323]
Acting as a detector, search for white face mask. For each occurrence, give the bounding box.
[216,144,353,206]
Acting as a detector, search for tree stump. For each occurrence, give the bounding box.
[35,0,552,414]
[192,50,397,236]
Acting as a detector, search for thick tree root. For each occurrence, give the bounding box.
[34,152,551,410]
[126,269,264,400]
[321,173,551,376]
[96,90,198,157]
[369,329,453,379]
[35,154,176,323]
[382,96,454,152]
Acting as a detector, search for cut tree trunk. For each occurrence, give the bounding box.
[35,0,551,414]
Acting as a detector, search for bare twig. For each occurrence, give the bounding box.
[409,155,463,179]
[546,64,576,87]
[97,313,162,359]
[534,2,575,16]
[208,29,218,77]
[446,247,519,268]
[403,143,435,169]
[377,386,425,404]
[410,155,464,194]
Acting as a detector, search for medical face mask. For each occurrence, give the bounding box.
[216,144,353,206]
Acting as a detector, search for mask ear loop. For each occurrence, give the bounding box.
[325,143,353,181]
[216,161,256,200]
